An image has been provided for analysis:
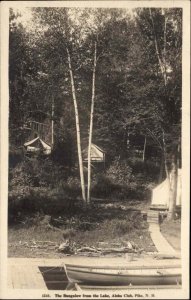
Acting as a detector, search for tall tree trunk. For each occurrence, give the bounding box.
[162,130,169,180]
[163,10,167,85]
[168,153,178,220]
[51,97,54,149]
[162,130,171,207]
[158,154,164,183]
[149,8,167,86]
[87,41,97,204]
[142,136,147,162]
[66,47,86,204]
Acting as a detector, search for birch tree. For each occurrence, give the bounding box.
[66,46,86,203]
[86,9,122,204]
[32,8,87,203]
[87,41,97,204]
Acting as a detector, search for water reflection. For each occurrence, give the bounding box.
[39,266,76,290]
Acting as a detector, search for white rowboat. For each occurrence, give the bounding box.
[64,264,181,286]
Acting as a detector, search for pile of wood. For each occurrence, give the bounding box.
[13,237,143,256]
[58,240,143,256]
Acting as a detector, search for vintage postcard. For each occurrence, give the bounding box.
[0,0,190,299]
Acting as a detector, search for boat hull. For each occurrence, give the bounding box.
[65,265,181,286]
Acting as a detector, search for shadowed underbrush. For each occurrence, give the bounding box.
[8,155,156,257]
[8,155,159,236]
[9,157,157,222]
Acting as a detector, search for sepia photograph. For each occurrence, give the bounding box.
[0,0,190,299]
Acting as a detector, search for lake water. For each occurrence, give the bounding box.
[39,266,76,290]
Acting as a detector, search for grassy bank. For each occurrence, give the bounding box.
[9,200,155,258]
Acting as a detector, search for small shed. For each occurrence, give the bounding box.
[83,143,105,163]
[24,137,51,155]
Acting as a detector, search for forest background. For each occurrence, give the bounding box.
[8,7,182,228]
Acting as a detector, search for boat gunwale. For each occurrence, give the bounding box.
[78,284,182,290]
[65,264,181,271]
[66,268,181,278]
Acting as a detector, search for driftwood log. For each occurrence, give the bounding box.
[76,246,137,254]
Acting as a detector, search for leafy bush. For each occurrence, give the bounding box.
[91,174,118,198]
[65,176,81,196]
[8,185,78,219]
[127,157,160,182]
[9,157,69,189]
[9,161,33,187]
[106,159,133,185]
[8,157,82,217]
[91,156,151,201]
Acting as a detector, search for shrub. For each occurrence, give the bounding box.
[8,185,78,218]
[106,159,133,185]
[9,161,33,187]
[91,174,118,198]
[8,158,81,217]
[127,157,160,182]
[9,157,70,189]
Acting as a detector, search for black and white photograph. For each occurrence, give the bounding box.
[0,1,190,299]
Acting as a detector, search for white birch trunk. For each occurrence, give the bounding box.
[163,12,167,85]
[87,42,97,204]
[142,136,147,162]
[149,8,167,86]
[162,129,172,209]
[162,130,169,180]
[168,154,178,220]
[51,98,54,148]
[66,47,86,203]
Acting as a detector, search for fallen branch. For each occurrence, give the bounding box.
[34,240,57,244]
[77,246,101,253]
[101,247,135,254]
